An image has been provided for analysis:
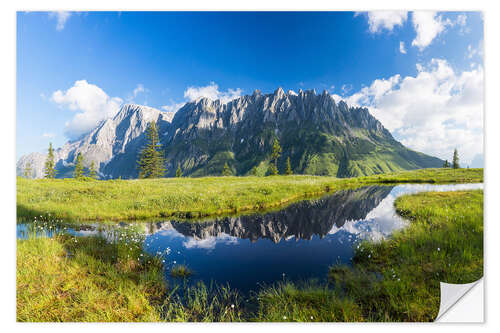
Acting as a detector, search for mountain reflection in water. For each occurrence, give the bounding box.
[145,185,394,244]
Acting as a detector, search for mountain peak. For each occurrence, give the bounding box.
[274,87,285,97]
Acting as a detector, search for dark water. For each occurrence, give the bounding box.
[17,183,483,294]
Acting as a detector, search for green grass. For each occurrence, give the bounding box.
[170,264,193,279]
[254,281,364,322]
[255,189,483,322]
[163,282,244,322]
[17,234,167,322]
[17,168,482,222]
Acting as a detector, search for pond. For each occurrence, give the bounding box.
[17,183,483,294]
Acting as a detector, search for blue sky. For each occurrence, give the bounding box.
[17,11,484,166]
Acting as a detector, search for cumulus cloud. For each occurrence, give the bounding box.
[334,59,483,166]
[411,11,449,50]
[48,11,72,31]
[51,80,123,139]
[399,41,407,54]
[358,11,408,33]
[184,82,242,103]
[161,82,243,114]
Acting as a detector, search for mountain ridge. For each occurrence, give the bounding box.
[17,88,443,179]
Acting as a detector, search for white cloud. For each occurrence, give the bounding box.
[467,41,483,60]
[160,82,242,115]
[467,45,477,59]
[184,82,242,103]
[456,14,467,27]
[126,83,148,103]
[358,11,407,33]
[182,233,238,250]
[48,11,72,31]
[341,84,353,95]
[51,80,123,139]
[411,11,449,50]
[399,41,407,54]
[161,101,185,113]
[335,59,483,166]
[133,84,145,97]
[42,133,56,139]
[450,13,470,34]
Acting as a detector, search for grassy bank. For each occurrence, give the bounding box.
[256,190,483,322]
[17,168,482,221]
[17,234,167,322]
[17,233,247,322]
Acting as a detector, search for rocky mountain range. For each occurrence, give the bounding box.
[17,88,443,179]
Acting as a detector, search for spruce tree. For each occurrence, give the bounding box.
[222,162,232,176]
[268,138,282,176]
[73,153,84,179]
[175,163,183,177]
[23,162,33,178]
[137,121,166,178]
[452,149,460,169]
[285,157,293,175]
[89,161,98,179]
[44,142,57,179]
[443,160,450,168]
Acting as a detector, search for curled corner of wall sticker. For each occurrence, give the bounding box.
[435,278,484,323]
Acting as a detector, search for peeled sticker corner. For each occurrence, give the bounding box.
[435,278,483,322]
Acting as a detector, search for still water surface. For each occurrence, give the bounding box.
[17,183,483,293]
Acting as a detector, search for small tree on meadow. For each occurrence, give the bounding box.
[175,163,183,177]
[74,153,84,179]
[442,160,450,168]
[23,162,33,178]
[222,162,232,176]
[285,157,293,175]
[137,121,166,179]
[88,161,98,179]
[44,142,57,179]
[268,138,282,176]
[452,149,460,169]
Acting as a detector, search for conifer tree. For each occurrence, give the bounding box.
[23,162,33,178]
[452,149,460,169]
[175,163,183,177]
[268,138,282,175]
[137,121,166,178]
[44,142,57,179]
[222,162,232,176]
[89,161,98,179]
[285,157,293,175]
[443,160,450,168]
[74,153,84,179]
